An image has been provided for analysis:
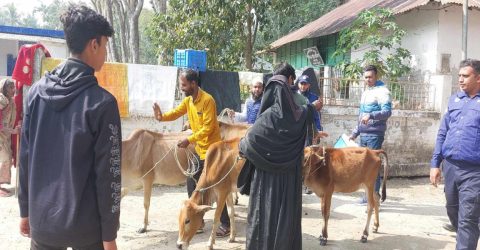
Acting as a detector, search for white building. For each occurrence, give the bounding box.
[0,25,68,78]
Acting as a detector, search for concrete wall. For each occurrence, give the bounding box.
[437,5,480,72]
[121,101,187,139]
[351,3,480,83]
[350,4,441,82]
[395,5,440,81]
[40,40,68,58]
[321,106,441,177]
[0,39,18,76]
[121,115,185,139]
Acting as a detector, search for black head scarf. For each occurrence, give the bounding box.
[239,75,315,173]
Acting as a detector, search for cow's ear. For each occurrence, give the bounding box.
[306,147,324,165]
[195,205,213,214]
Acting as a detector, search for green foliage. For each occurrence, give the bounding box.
[0,3,22,26]
[257,0,341,50]
[0,1,82,30]
[333,8,412,81]
[147,0,294,71]
[34,0,71,30]
[139,9,158,64]
[239,84,250,103]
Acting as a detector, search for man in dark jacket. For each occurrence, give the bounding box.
[298,74,322,131]
[18,5,121,250]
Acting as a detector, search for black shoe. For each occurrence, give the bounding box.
[442,223,457,232]
[304,186,313,195]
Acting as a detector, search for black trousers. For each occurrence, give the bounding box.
[187,157,230,227]
[31,239,103,250]
[443,160,480,250]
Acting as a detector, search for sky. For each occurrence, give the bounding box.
[0,0,56,15]
[0,0,152,15]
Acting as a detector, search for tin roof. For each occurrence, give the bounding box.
[270,0,480,50]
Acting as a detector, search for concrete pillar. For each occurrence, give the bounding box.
[323,66,332,101]
[430,74,453,113]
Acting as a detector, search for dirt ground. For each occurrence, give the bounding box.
[0,175,459,250]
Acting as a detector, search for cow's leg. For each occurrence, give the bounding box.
[361,185,375,243]
[373,191,380,233]
[208,194,227,249]
[233,191,239,205]
[121,187,129,199]
[226,193,236,243]
[138,173,154,233]
[320,189,332,246]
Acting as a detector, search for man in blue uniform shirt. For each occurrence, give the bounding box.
[431,59,480,250]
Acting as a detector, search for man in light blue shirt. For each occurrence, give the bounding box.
[431,59,480,250]
[228,79,263,124]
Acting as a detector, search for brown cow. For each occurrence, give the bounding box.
[121,122,249,234]
[176,137,247,250]
[303,146,388,246]
[121,129,194,233]
[218,121,250,140]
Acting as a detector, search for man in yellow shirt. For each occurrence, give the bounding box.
[152,69,230,237]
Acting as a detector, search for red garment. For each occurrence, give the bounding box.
[11,43,51,167]
[12,44,51,87]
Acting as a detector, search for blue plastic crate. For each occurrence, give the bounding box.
[174,49,207,72]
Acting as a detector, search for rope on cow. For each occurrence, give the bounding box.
[140,145,176,179]
[305,146,326,176]
[195,155,243,193]
[217,108,234,124]
[139,145,200,181]
[173,146,201,181]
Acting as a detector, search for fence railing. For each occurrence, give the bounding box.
[318,77,437,111]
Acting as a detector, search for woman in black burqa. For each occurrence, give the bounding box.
[239,63,318,250]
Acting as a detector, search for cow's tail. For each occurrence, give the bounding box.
[375,150,388,202]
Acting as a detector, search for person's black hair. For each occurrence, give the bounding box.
[363,65,378,75]
[273,62,296,80]
[60,5,114,54]
[2,79,14,96]
[460,59,480,75]
[180,69,200,87]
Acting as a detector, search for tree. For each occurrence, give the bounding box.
[150,0,166,14]
[34,0,70,30]
[123,0,144,63]
[0,3,21,26]
[333,8,411,81]
[21,13,39,28]
[148,0,243,71]
[148,0,294,71]
[139,9,158,64]
[91,0,144,63]
[258,0,341,48]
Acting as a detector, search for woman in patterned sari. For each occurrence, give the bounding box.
[0,78,20,197]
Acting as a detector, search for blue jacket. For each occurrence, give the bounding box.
[235,96,261,124]
[300,90,322,131]
[352,80,392,137]
[431,91,480,168]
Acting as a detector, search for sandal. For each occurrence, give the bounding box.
[216,224,230,238]
[0,188,12,197]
